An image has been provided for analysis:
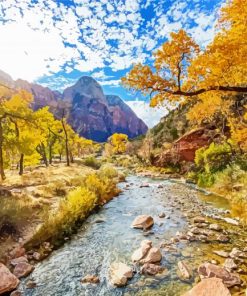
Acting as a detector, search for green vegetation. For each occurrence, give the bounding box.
[83,156,101,169]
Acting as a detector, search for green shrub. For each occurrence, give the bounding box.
[83,156,101,169]
[197,172,215,187]
[195,142,232,174]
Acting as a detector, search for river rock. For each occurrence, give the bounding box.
[158,212,166,218]
[131,240,152,262]
[0,263,20,294]
[193,216,206,223]
[224,259,237,271]
[213,250,229,258]
[209,224,222,231]
[81,275,100,284]
[178,261,191,279]
[26,280,37,289]
[32,252,41,261]
[223,217,239,226]
[10,256,28,266]
[230,248,246,259]
[198,262,241,287]
[131,215,154,230]
[140,263,165,275]
[109,262,133,287]
[183,278,231,296]
[217,234,230,243]
[140,183,150,188]
[13,262,34,279]
[140,247,162,264]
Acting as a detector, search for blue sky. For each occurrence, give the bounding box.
[0,0,224,126]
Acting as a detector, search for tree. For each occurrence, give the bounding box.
[107,133,128,155]
[122,0,247,106]
[0,89,34,179]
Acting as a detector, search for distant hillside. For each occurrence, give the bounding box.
[0,70,148,142]
[148,104,191,148]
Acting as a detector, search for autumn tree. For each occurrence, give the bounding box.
[106,133,128,155]
[122,0,247,106]
[0,89,34,179]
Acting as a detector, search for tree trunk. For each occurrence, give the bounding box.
[49,145,52,164]
[41,143,48,167]
[0,120,6,180]
[70,151,74,163]
[19,153,24,175]
[61,118,70,166]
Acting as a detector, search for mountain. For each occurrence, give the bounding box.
[0,71,147,142]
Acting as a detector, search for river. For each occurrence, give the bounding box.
[19,175,247,296]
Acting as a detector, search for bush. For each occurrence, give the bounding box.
[28,171,121,246]
[195,142,232,174]
[197,172,215,187]
[83,156,101,169]
[98,164,118,179]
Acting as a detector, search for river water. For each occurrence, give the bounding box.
[19,175,246,296]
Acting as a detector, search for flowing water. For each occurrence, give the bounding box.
[19,175,247,296]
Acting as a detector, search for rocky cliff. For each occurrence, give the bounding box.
[0,71,148,142]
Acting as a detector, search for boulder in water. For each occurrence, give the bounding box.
[131,240,152,262]
[140,247,162,264]
[109,262,133,287]
[178,261,191,279]
[131,215,154,230]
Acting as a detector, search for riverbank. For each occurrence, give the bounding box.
[13,175,247,296]
[0,162,123,295]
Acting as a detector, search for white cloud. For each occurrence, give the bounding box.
[126,100,167,128]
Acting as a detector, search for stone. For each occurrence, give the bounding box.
[198,262,241,287]
[183,278,231,296]
[158,212,166,218]
[131,240,152,262]
[109,262,133,287]
[178,261,191,279]
[213,250,229,258]
[230,248,246,259]
[0,263,20,295]
[9,246,26,259]
[140,247,162,264]
[140,183,150,188]
[223,217,239,226]
[131,215,154,230]
[26,280,37,289]
[217,235,230,243]
[81,275,100,284]
[209,224,222,231]
[140,263,165,275]
[224,259,237,271]
[32,252,41,261]
[10,256,28,266]
[193,216,206,223]
[13,262,34,279]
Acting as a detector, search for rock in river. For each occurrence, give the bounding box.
[131,240,152,262]
[109,262,133,287]
[178,261,191,279]
[13,262,34,279]
[81,275,100,284]
[183,278,231,296]
[131,215,154,230]
[140,263,165,276]
[198,262,241,287]
[0,263,20,295]
[140,247,162,264]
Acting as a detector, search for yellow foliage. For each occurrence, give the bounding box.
[107,133,128,154]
